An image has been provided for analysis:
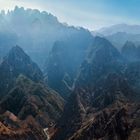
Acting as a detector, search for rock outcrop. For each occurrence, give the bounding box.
[0,46,43,97]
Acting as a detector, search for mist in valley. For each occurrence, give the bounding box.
[0,1,140,140]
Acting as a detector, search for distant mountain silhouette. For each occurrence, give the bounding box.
[92,24,140,49]
[95,24,140,36]
[0,6,93,68]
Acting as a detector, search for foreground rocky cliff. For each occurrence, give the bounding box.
[0,46,65,140]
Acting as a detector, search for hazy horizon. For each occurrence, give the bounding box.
[0,0,140,30]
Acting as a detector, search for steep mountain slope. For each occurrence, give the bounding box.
[121,41,140,62]
[125,62,140,98]
[0,75,64,127]
[45,41,73,99]
[0,46,43,97]
[53,37,124,139]
[53,37,140,140]
[0,46,65,139]
[121,41,137,61]
[69,103,140,140]
[76,36,123,86]
[0,114,47,140]
[45,37,93,99]
[121,41,140,97]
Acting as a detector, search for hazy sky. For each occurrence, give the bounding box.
[0,0,140,30]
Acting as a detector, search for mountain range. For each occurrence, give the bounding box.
[0,6,140,140]
[93,24,140,49]
[0,6,93,68]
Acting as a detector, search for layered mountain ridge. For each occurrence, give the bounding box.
[0,8,140,139]
[0,6,93,68]
[92,24,140,50]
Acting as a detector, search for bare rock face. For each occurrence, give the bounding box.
[0,114,47,140]
[45,36,93,99]
[121,41,137,62]
[68,103,140,140]
[52,37,140,140]
[45,41,74,99]
[54,74,135,140]
[0,46,43,97]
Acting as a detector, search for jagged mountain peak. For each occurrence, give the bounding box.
[94,36,113,45]
[121,41,138,62]
[75,37,123,87]
[123,41,136,49]
[0,6,94,68]
[4,45,43,81]
[0,46,43,97]
[7,45,30,62]
[122,41,136,54]
[9,45,24,53]
[87,36,121,63]
[92,36,119,53]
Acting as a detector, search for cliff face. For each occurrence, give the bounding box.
[45,37,93,99]
[0,46,43,97]
[121,41,137,61]
[0,113,47,140]
[69,103,140,140]
[53,37,140,140]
